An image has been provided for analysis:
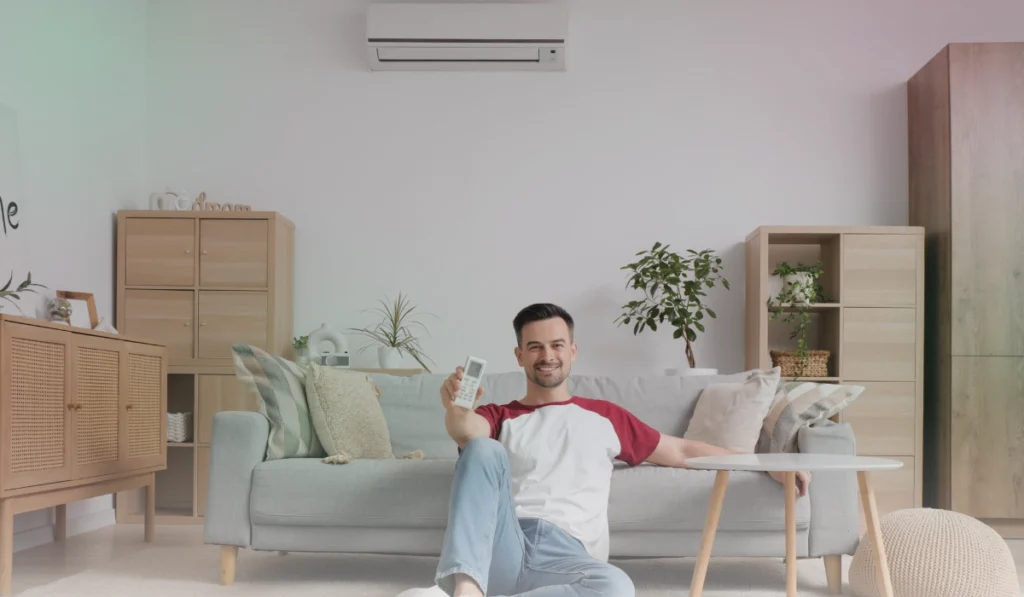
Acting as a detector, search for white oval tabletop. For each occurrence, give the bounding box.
[684,453,904,472]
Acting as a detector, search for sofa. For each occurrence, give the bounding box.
[203,369,861,587]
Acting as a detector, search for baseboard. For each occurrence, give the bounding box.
[13,507,116,553]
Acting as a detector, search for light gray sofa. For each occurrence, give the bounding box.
[204,369,861,587]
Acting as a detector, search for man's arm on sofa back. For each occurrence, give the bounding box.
[798,421,860,557]
[203,412,269,548]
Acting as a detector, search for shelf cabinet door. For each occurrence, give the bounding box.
[120,342,167,472]
[123,290,194,361]
[0,322,73,490]
[125,218,196,287]
[838,382,916,455]
[199,220,268,288]
[197,291,268,359]
[71,335,122,479]
[197,374,259,444]
[842,234,920,307]
[842,308,917,381]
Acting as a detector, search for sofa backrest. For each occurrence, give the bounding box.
[368,369,752,460]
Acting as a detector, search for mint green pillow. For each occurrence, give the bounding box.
[231,343,323,460]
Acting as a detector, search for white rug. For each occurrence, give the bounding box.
[17,539,846,596]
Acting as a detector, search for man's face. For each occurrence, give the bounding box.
[514,317,577,389]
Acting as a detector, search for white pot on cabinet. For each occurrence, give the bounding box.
[681,367,718,376]
[781,272,816,304]
[377,346,403,369]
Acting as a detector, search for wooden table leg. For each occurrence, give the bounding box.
[0,499,12,595]
[689,470,729,597]
[785,472,797,597]
[857,471,894,597]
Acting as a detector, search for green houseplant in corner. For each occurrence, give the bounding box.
[348,291,437,372]
[615,242,730,375]
[766,260,829,378]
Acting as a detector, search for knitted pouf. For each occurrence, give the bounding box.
[849,508,1018,597]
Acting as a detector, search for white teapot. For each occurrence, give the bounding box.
[149,188,196,211]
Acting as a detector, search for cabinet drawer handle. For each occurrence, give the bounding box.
[126,404,134,410]
[185,249,192,254]
[200,322,207,327]
[67,403,75,411]
[184,322,191,327]
[201,250,208,255]
[75,404,83,411]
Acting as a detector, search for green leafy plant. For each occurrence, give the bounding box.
[615,242,730,369]
[292,335,308,350]
[0,271,46,315]
[767,261,825,375]
[348,291,437,372]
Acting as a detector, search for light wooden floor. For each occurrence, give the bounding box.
[8,525,1024,596]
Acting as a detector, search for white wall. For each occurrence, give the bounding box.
[144,0,1024,377]
[0,0,148,551]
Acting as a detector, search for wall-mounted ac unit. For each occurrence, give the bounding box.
[366,2,568,71]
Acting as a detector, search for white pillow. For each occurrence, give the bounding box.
[683,367,782,452]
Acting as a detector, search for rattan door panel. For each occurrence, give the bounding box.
[71,336,123,479]
[120,342,167,471]
[1,322,73,490]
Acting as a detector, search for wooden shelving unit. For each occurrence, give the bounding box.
[114,210,294,525]
[745,225,925,524]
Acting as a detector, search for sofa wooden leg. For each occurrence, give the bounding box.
[221,546,238,585]
[824,555,842,594]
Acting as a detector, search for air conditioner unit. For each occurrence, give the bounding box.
[366,2,567,71]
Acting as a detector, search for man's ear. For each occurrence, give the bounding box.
[570,342,578,362]
[514,346,523,366]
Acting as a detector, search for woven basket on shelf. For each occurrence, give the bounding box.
[167,412,193,443]
[770,349,830,378]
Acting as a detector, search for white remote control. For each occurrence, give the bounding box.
[454,356,486,409]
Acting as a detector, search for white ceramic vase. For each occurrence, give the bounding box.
[782,272,816,304]
[378,346,403,369]
[681,367,718,376]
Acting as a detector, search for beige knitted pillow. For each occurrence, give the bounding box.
[849,508,1018,597]
[305,363,422,464]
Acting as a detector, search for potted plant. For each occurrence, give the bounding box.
[348,291,437,371]
[0,271,46,314]
[615,242,730,375]
[767,261,829,377]
[292,335,309,365]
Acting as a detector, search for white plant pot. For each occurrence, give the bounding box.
[782,272,816,304]
[377,346,403,369]
[681,368,718,376]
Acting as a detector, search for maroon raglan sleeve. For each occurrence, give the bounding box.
[583,399,662,465]
[473,403,505,440]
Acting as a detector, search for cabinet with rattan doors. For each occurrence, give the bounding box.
[0,314,166,594]
[114,210,294,524]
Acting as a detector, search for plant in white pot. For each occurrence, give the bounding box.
[615,242,730,376]
[348,292,437,372]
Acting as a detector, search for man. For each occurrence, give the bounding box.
[435,303,809,597]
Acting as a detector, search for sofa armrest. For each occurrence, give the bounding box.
[203,411,269,548]
[797,420,860,557]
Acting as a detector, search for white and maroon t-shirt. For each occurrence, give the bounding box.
[475,396,662,562]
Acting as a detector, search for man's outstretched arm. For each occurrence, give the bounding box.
[644,433,810,496]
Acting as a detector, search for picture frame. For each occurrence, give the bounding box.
[56,290,99,329]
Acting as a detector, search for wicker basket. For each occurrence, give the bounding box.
[770,349,830,378]
[167,412,193,443]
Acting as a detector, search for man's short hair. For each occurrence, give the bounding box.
[513,303,575,346]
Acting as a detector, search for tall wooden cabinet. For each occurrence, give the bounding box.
[0,315,166,593]
[114,211,293,524]
[907,42,1024,536]
[745,226,925,525]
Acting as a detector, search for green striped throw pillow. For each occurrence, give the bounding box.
[758,381,864,453]
[232,343,324,460]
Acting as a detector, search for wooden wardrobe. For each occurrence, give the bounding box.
[908,42,1024,536]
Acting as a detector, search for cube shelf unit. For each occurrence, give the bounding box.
[114,210,294,525]
[745,225,925,523]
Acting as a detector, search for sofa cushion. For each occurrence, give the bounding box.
[306,364,394,462]
[367,370,756,460]
[250,458,456,528]
[608,462,810,532]
[249,458,810,533]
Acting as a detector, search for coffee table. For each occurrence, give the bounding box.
[683,453,903,597]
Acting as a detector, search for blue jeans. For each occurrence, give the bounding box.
[434,438,634,597]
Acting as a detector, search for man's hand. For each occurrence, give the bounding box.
[441,366,485,411]
[768,470,812,497]
[441,366,490,448]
